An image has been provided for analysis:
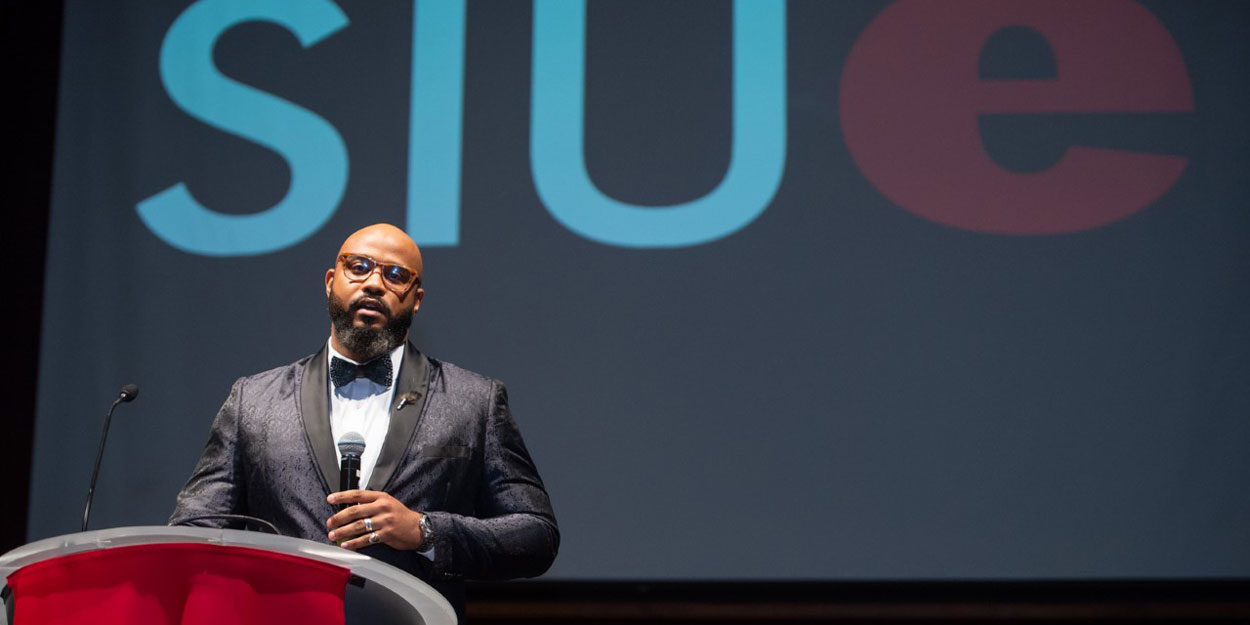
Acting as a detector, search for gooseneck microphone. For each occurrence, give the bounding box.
[337,432,366,512]
[81,384,139,532]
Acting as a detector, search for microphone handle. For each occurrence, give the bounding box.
[82,396,125,532]
[339,455,361,512]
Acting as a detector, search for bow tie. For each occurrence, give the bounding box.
[330,356,393,388]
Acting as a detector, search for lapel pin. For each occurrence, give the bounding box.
[396,391,421,411]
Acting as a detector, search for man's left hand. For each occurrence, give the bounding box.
[326,489,425,551]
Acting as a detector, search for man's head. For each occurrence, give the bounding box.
[325,224,425,362]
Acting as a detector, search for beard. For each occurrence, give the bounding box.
[328,291,412,361]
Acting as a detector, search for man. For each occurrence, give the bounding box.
[170,224,558,615]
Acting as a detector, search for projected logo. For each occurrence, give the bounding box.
[137,0,1191,256]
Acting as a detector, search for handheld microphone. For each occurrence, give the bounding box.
[337,432,366,512]
[82,384,139,532]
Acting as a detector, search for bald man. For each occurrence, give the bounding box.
[171,224,558,615]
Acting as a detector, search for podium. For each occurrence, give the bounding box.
[0,526,456,625]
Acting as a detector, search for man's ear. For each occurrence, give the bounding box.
[411,288,425,314]
[325,268,335,297]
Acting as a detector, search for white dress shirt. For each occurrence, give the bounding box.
[327,341,404,490]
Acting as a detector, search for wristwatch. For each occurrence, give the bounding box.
[419,513,435,551]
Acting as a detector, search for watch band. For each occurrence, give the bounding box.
[419,513,435,551]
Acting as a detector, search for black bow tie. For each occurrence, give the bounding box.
[330,356,393,388]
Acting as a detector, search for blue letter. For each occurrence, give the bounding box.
[407,0,467,246]
[530,0,786,248]
[137,0,349,256]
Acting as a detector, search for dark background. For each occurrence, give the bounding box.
[5,0,1250,620]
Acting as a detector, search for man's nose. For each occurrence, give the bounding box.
[361,268,387,292]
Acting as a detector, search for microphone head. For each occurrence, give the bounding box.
[337,431,366,459]
[119,384,140,402]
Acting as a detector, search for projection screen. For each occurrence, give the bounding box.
[32,0,1250,579]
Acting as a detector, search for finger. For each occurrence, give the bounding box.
[339,529,384,552]
[327,489,381,506]
[326,501,381,531]
[329,516,372,542]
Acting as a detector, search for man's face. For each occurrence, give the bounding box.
[325,226,425,361]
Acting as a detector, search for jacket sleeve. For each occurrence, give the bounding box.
[168,379,247,527]
[422,381,559,580]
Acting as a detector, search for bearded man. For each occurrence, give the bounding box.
[170,224,558,616]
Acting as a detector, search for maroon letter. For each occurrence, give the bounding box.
[840,0,1193,234]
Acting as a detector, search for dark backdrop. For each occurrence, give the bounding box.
[2,0,60,558]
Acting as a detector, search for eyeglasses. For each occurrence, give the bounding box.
[337,253,421,292]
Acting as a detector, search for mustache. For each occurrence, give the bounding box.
[351,296,388,316]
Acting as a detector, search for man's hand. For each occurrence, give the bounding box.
[326,489,425,551]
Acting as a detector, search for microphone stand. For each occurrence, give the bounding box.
[82,387,136,532]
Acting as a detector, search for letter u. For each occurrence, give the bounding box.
[530,0,787,248]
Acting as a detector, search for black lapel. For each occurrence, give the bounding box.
[370,343,430,490]
[299,344,339,495]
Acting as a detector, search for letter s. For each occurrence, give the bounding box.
[137,0,349,256]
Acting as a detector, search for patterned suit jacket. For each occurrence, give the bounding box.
[169,343,559,611]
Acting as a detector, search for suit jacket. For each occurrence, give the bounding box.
[170,343,559,611]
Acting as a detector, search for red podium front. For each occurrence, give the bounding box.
[0,527,456,625]
[9,543,350,625]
